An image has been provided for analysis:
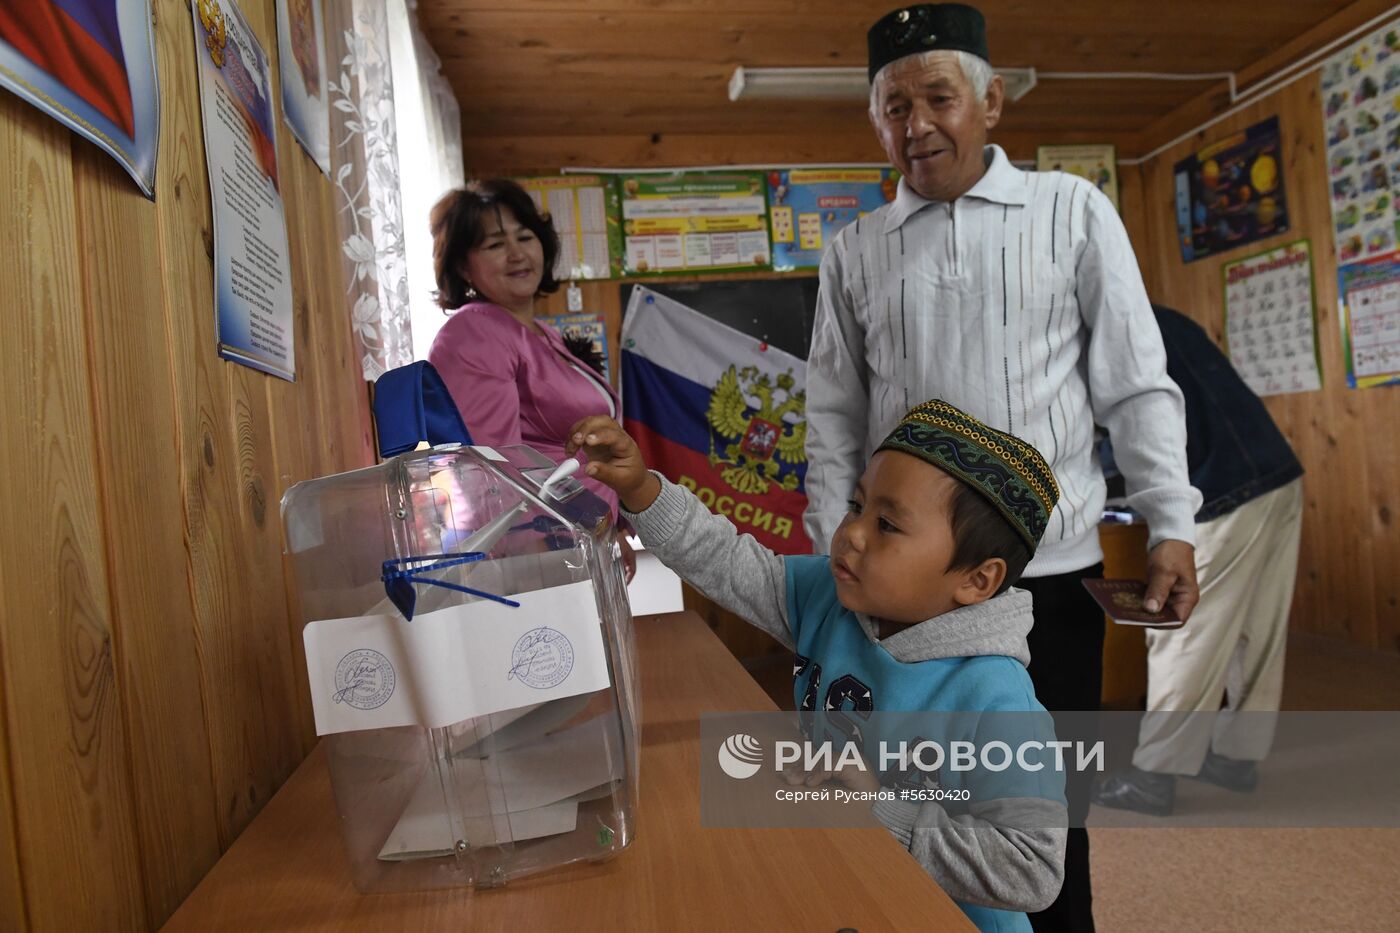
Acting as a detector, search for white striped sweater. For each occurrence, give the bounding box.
[804,146,1201,576]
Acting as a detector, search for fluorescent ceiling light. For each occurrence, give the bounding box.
[728,65,1038,103]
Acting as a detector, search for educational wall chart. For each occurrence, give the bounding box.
[193,0,296,380]
[519,175,624,280]
[1321,18,1400,389]
[0,0,160,196]
[767,169,898,271]
[1337,251,1400,388]
[277,0,329,175]
[1320,18,1400,265]
[1173,116,1289,263]
[1037,144,1119,211]
[1222,240,1322,396]
[619,172,770,275]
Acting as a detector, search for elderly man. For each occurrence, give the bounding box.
[803,5,1202,931]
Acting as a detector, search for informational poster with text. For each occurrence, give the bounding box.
[193,0,297,380]
[620,172,770,275]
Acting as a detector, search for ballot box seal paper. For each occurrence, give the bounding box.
[304,579,612,735]
[333,649,397,710]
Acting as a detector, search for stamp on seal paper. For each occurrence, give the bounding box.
[333,648,397,709]
[508,626,575,689]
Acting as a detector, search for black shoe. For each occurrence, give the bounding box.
[1192,751,1259,792]
[1091,767,1175,816]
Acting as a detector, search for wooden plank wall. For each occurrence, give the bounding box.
[1122,70,1400,655]
[0,1,374,930]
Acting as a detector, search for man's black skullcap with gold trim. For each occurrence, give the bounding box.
[868,4,989,81]
[877,399,1059,553]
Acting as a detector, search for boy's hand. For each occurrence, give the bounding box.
[566,417,661,513]
[832,762,882,794]
[781,760,881,795]
[782,764,832,788]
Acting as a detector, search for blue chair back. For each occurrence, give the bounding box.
[372,361,473,458]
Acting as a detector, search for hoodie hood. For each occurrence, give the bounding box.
[857,587,1034,666]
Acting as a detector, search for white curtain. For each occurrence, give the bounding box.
[325,0,463,381]
[389,0,465,364]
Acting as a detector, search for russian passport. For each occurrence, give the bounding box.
[1082,578,1184,628]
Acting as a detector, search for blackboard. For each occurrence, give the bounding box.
[619,277,819,359]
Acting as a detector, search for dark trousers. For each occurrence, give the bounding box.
[1021,563,1105,933]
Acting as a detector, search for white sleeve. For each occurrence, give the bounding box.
[803,235,868,554]
[1075,187,1201,547]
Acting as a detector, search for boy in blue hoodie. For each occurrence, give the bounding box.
[568,399,1068,932]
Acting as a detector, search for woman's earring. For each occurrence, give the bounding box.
[464,281,478,299]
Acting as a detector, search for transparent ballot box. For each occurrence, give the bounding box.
[281,444,640,893]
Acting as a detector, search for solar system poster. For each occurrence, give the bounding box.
[1173,115,1289,263]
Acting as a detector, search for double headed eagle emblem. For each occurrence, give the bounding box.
[197,0,229,68]
[705,365,806,495]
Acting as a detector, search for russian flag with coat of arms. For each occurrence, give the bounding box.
[621,286,811,555]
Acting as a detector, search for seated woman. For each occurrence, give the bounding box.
[427,179,634,578]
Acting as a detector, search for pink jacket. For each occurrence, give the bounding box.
[429,301,623,521]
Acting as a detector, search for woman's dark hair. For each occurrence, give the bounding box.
[945,482,1033,596]
[430,179,561,309]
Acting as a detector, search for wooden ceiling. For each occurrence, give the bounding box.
[416,0,1378,172]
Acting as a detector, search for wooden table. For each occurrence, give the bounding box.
[165,611,972,931]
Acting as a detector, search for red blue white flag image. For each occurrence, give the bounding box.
[621,285,812,555]
[0,0,159,196]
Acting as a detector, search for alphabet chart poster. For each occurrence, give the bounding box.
[1222,239,1322,396]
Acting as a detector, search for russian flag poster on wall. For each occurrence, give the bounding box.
[621,285,811,555]
[0,0,160,196]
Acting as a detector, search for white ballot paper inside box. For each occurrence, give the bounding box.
[304,578,612,736]
[378,716,623,860]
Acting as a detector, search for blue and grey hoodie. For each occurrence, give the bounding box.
[625,475,1068,933]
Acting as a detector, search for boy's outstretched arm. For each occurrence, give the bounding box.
[869,706,1069,913]
[568,417,795,650]
[871,796,1067,913]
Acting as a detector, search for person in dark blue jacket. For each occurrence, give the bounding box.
[1093,305,1304,815]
